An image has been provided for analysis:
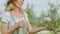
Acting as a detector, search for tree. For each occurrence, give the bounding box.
[25,3,35,26]
[48,3,59,34]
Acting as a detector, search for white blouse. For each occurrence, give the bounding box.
[2,11,29,28]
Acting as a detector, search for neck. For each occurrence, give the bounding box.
[10,7,19,13]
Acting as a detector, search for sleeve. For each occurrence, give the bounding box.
[24,12,29,21]
[2,12,10,23]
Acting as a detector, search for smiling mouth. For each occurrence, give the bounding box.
[17,2,23,6]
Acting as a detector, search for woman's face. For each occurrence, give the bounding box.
[14,0,24,8]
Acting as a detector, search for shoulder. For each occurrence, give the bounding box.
[2,11,11,21]
[24,12,28,16]
[2,11,10,17]
[23,12,29,21]
[2,11,11,23]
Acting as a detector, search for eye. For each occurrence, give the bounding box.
[23,0,24,1]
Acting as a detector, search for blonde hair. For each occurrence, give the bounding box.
[7,0,24,14]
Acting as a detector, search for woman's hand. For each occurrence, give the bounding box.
[18,20,27,28]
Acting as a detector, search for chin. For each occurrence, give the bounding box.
[17,4,23,8]
[17,5,22,8]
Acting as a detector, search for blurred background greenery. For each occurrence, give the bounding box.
[25,2,60,34]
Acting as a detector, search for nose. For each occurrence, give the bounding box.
[22,1,23,4]
[21,1,23,6]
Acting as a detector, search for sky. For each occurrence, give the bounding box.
[0,0,60,17]
[30,0,60,17]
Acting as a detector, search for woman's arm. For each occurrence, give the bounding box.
[2,22,19,34]
[27,22,48,34]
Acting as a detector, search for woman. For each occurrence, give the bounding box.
[1,0,51,34]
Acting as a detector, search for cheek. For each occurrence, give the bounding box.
[17,0,23,4]
[14,0,23,7]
